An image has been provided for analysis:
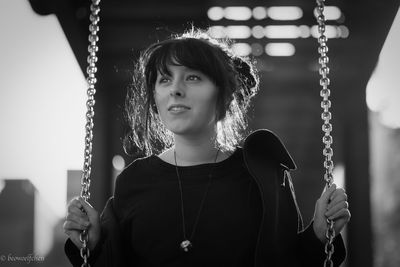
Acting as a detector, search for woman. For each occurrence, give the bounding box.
[63,29,350,267]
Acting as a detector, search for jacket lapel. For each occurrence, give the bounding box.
[243,129,297,266]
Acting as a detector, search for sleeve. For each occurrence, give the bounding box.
[64,197,126,267]
[64,228,106,267]
[297,222,346,267]
[284,170,347,266]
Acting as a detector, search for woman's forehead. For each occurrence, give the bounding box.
[156,64,202,76]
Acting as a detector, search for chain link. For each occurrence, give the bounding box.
[80,1,101,266]
[315,0,336,266]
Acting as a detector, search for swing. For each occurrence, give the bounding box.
[78,0,336,266]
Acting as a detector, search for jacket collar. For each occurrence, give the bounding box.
[242,129,296,266]
[243,129,296,171]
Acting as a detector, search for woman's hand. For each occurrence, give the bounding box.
[313,184,351,243]
[63,197,101,250]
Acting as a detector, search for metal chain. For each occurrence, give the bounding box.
[315,1,336,266]
[80,1,101,266]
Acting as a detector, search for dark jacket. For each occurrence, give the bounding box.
[65,129,346,266]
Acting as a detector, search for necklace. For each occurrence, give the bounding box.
[174,148,220,252]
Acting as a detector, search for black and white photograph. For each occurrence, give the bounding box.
[0,0,399,266]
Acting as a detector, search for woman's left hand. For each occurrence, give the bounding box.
[313,183,351,243]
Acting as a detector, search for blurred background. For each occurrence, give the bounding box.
[0,0,399,266]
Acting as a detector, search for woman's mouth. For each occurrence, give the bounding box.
[168,105,190,112]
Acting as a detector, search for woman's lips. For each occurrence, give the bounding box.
[168,105,190,112]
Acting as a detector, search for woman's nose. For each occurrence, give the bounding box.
[169,81,185,97]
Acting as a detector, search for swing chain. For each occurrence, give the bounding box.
[316,0,336,266]
[80,0,101,266]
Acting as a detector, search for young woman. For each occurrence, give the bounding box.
[63,29,350,267]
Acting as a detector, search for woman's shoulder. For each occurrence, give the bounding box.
[243,129,296,170]
[122,155,153,173]
[115,155,158,187]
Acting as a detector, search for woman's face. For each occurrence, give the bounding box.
[154,64,218,137]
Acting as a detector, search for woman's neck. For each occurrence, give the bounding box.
[172,133,219,166]
[157,128,233,166]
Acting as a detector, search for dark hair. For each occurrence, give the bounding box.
[123,28,259,156]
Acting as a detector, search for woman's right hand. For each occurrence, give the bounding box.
[63,197,101,250]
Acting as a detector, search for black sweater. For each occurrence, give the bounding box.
[65,130,346,267]
[115,148,262,266]
[67,148,263,266]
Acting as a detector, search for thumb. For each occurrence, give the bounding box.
[78,197,98,219]
[319,183,337,206]
[313,184,336,242]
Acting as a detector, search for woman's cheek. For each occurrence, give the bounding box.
[153,91,164,109]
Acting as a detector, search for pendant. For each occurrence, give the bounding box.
[180,240,192,252]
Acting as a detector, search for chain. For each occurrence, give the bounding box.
[315,1,336,266]
[79,1,101,266]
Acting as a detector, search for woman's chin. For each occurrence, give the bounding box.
[166,121,216,137]
[168,128,192,136]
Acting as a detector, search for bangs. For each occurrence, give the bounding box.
[146,38,221,84]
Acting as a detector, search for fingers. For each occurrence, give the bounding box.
[63,212,90,235]
[79,197,94,211]
[63,197,102,250]
[325,200,349,219]
[63,217,90,232]
[320,183,337,204]
[65,212,91,228]
[64,197,93,235]
[78,197,99,220]
[68,202,87,218]
[313,184,350,241]
[327,207,351,221]
[326,187,348,214]
[67,197,85,213]
[325,186,350,224]
[327,187,347,207]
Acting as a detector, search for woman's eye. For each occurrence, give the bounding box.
[187,75,201,81]
[158,77,170,84]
